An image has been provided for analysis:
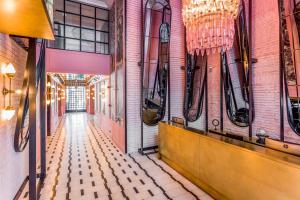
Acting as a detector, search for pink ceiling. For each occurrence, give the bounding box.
[45,48,110,75]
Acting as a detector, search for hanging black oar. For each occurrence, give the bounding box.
[183,53,207,122]
[279,0,300,135]
[221,0,254,127]
[14,40,46,152]
[141,0,171,126]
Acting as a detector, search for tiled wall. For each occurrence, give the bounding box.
[0,34,29,200]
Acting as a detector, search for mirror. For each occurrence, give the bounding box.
[183,54,207,122]
[141,0,171,126]
[221,0,253,127]
[280,0,300,134]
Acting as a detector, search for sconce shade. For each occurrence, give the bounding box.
[2,63,16,77]
[1,106,15,121]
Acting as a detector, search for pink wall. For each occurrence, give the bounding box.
[48,78,63,134]
[125,0,300,153]
[45,48,111,75]
[126,0,186,152]
[86,85,95,115]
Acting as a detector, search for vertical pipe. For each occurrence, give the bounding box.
[124,0,128,153]
[94,7,97,53]
[28,38,37,200]
[140,0,144,154]
[167,53,171,123]
[167,4,172,123]
[278,0,284,141]
[248,0,254,138]
[205,61,209,132]
[79,3,82,52]
[220,53,224,132]
[183,28,188,127]
[40,42,46,181]
[63,0,66,50]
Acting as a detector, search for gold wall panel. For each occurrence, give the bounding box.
[159,122,300,200]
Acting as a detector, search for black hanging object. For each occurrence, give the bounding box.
[279,0,300,135]
[183,53,207,122]
[14,40,46,152]
[141,0,171,126]
[221,0,254,127]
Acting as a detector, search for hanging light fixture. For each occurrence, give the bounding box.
[182,0,240,55]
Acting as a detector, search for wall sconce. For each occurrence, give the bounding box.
[1,63,17,121]
[46,81,52,105]
[47,82,51,88]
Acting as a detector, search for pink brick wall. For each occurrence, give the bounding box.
[125,0,300,153]
[48,78,63,135]
[0,35,64,199]
[0,34,29,200]
[126,0,185,152]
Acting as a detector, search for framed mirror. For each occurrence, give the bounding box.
[221,0,253,127]
[141,0,171,126]
[279,0,300,134]
[183,53,207,122]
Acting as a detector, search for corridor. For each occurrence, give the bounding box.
[20,113,212,200]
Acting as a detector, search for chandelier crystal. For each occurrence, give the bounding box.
[182,0,240,55]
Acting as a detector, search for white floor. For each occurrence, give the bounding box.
[20,113,213,200]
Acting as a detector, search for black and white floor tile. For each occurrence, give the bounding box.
[20,113,213,200]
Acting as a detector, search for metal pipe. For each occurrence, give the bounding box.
[124,0,128,153]
[40,41,47,180]
[140,0,144,154]
[278,0,285,141]
[220,53,224,132]
[248,0,254,138]
[205,59,209,132]
[28,38,37,200]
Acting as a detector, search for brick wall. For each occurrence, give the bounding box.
[48,77,63,135]
[126,0,185,153]
[125,0,300,153]
[0,34,29,200]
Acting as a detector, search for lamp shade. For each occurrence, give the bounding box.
[1,106,15,121]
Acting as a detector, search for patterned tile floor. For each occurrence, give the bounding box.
[20,113,213,200]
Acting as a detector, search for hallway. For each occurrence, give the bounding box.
[21,113,212,200]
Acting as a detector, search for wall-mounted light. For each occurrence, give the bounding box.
[1,63,17,121]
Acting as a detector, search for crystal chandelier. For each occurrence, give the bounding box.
[182,0,240,55]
